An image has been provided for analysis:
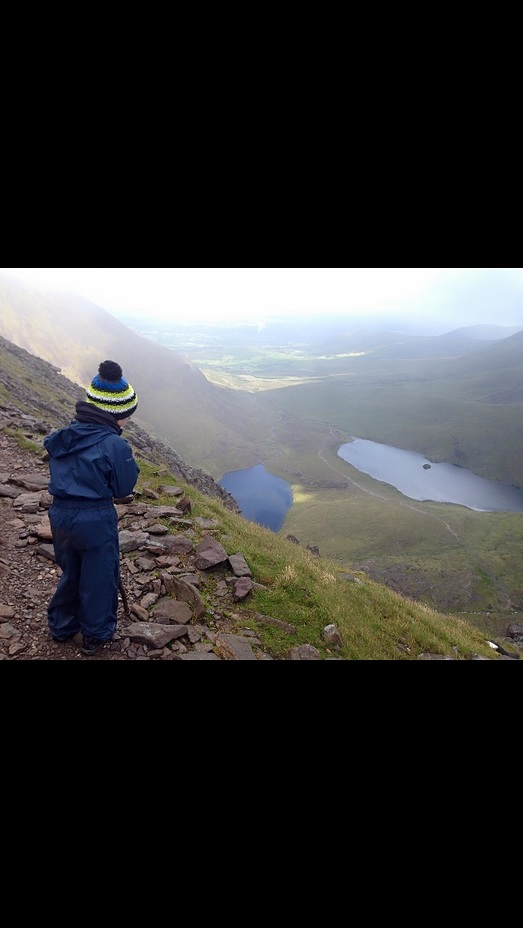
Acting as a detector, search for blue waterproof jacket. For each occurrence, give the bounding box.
[44,412,140,501]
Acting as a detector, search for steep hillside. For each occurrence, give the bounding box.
[0,334,238,509]
[1,337,519,660]
[0,275,277,477]
[446,330,523,404]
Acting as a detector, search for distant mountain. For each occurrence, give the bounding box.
[445,324,523,340]
[445,329,523,404]
[334,323,523,362]
[452,327,523,368]
[0,275,276,478]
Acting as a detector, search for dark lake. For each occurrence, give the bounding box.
[219,464,293,531]
[338,438,523,512]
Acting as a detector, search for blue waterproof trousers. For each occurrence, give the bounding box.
[47,498,120,642]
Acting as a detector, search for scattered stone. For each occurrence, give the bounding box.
[1,411,515,662]
[323,624,343,648]
[233,577,254,601]
[290,644,322,660]
[228,553,252,577]
[194,537,228,570]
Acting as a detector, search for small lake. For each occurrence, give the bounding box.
[219,464,293,531]
[338,438,523,512]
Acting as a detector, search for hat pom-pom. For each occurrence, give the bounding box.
[98,361,123,382]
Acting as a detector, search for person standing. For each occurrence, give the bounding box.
[44,361,140,656]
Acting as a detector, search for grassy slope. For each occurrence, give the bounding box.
[251,358,523,484]
[199,345,523,622]
[2,362,507,660]
[2,276,523,628]
[248,390,523,617]
[135,459,505,661]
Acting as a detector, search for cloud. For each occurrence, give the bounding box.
[1,267,522,330]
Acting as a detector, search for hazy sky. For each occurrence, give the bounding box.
[2,267,523,331]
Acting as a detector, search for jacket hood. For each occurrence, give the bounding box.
[45,420,120,460]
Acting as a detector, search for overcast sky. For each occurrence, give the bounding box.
[2,267,523,331]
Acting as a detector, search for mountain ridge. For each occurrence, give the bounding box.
[0,333,238,509]
[0,275,276,477]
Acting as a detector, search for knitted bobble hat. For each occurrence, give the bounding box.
[86,361,138,419]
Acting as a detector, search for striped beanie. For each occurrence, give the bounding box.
[86,361,138,419]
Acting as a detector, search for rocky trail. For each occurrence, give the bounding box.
[2,424,521,662]
[0,429,307,661]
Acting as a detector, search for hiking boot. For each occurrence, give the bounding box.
[52,632,79,643]
[81,637,107,656]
